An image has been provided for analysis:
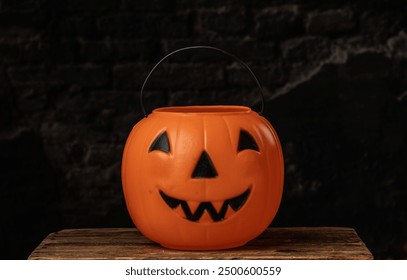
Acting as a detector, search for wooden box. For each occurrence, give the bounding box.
[28,227,373,260]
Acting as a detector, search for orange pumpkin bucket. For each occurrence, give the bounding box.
[121,46,284,250]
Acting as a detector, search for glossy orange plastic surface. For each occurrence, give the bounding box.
[121,105,284,250]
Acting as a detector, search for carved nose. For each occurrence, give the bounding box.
[192,151,218,178]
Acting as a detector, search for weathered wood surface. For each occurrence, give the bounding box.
[28,227,373,260]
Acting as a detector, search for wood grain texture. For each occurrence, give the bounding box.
[28,227,373,260]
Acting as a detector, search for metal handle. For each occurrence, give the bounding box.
[140,45,265,117]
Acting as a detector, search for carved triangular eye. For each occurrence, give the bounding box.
[238,130,259,152]
[149,131,170,153]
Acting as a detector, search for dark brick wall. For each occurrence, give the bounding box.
[1,0,407,259]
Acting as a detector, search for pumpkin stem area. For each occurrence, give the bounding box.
[153,105,252,115]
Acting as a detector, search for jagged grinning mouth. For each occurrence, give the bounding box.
[159,188,251,222]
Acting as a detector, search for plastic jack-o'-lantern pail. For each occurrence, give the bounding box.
[121,46,284,250]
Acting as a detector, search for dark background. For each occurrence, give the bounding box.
[1,0,407,259]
